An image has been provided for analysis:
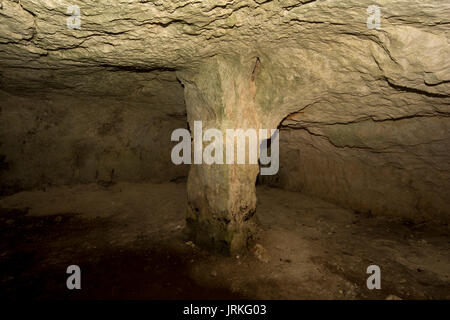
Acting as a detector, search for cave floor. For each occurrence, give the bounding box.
[0,181,448,300]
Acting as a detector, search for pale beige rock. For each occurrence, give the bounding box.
[178,55,266,253]
[252,243,270,263]
[0,0,449,250]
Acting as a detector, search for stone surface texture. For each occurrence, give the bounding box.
[1,0,449,250]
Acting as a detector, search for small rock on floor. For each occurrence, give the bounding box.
[252,244,270,263]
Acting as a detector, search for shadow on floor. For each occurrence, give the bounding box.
[0,208,243,300]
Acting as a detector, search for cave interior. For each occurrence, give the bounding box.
[0,0,449,300]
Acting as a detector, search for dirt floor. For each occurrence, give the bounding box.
[0,181,448,300]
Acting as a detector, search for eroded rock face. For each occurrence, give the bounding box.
[261,118,450,223]
[0,69,188,194]
[1,0,449,248]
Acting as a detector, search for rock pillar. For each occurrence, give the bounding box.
[177,55,275,254]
